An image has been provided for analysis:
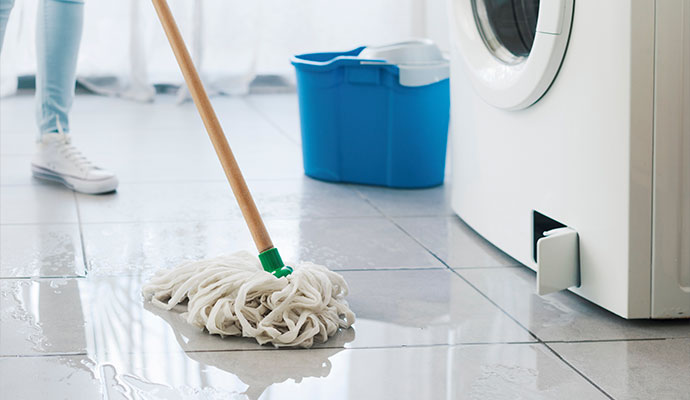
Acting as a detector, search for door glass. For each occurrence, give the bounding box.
[472,0,540,64]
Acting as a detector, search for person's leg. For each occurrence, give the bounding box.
[0,0,14,50]
[32,0,118,194]
[35,0,83,135]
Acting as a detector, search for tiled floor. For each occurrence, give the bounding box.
[1,92,689,400]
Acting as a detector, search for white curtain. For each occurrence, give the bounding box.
[1,0,449,101]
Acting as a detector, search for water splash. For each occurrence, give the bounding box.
[98,363,247,400]
[0,279,52,352]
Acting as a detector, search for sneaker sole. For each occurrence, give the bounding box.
[31,164,119,195]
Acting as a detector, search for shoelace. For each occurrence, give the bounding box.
[51,119,98,172]
[58,140,97,171]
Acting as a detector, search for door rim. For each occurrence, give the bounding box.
[450,0,574,110]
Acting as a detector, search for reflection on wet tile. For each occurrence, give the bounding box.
[342,269,533,346]
[76,178,379,224]
[0,224,85,278]
[354,184,454,217]
[460,267,690,341]
[5,344,605,400]
[394,216,520,268]
[82,218,441,275]
[86,270,529,355]
[550,339,690,400]
[0,355,101,399]
[0,279,89,356]
[0,184,78,224]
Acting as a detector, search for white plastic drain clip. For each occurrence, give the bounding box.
[536,227,580,295]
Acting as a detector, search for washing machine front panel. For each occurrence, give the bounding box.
[450,0,657,318]
[450,0,574,110]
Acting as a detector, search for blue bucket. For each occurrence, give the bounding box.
[291,41,450,188]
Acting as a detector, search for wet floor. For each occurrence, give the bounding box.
[1,93,689,399]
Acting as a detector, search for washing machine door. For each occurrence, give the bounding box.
[451,0,574,110]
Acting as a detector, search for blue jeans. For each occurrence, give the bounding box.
[0,0,84,135]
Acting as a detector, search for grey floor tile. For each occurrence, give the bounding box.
[0,355,102,400]
[0,155,34,186]
[81,217,442,274]
[72,99,303,183]
[246,93,302,144]
[550,339,690,400]
[394,216,520,268]
[69,94,257,136]
[354,184,454,217]
[0,133,35,155]
[460,267,690,341]
[69,94,205,134]
[76,178,378,224]
[71,113,291,156]
[2,94,301,172]
[89,142,304,183]
[1,224,85,278]
[0,279,90,356]
[0,93,34,135]
[0,184,78,224]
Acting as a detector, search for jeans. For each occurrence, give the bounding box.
[0,0,84,135]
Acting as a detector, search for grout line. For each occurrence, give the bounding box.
[76,266,450,279]
[243,97,300,146]
[385,215,617,399]
[74,214,387,225]
[0,214,390,227]
[100,341,543,357]
[184,341,542,354]
[0,275,86,281]
[0,176,309,188]
[384,213,457,219]
[0,221,78,226]
[541,343,615,400]
[0,352,88,359]
[73,191,90,275]
[332,266,446,272]
[351,189,391,219]
[448,262,615,399]
[543,337,668,344]
[342,186,388,217]
[449,259,616,400]
[377,205,541,339]
[450,265,523,270]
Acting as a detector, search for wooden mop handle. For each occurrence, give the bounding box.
[151,0,274,253]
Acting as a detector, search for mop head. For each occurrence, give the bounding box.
[142,251,355,348]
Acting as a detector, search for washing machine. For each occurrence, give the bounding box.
[449,0,690,318]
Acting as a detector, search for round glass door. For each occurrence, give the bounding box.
[472,0,540,64]
[450,0,573,109]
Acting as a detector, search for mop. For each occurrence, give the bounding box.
[142,0,355,348]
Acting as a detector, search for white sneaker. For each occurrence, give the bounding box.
[31,133,119,194]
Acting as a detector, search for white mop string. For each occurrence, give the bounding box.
[142,251,355,348]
